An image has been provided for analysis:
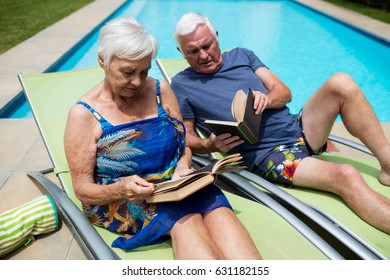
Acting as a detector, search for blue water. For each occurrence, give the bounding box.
[8,0,390,120]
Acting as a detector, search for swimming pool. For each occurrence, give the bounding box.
[7,0,390,120]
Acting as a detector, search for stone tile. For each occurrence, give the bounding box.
[66,239,89,260]
[0,172,44,213]
[0,170,11,190]
[17,137,53,172]
[0,119,42,171]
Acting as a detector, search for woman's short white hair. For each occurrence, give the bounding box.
[174,12,218,52]
[98,17,158,68]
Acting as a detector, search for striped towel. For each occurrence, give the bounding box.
[0,195,59,258]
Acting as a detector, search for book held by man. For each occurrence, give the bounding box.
[204,88,262,144]
[146,153,245,203]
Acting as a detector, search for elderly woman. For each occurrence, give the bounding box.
[64,17,260,260]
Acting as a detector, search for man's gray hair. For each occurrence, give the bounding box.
[98,17,158,68]
[174,12,218,52]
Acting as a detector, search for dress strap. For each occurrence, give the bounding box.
[155,79,168,118]
[156,79,161,104]
[76,101,112,129]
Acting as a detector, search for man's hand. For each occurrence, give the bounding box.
[252,90,269,114]
[207,133,244,153]
[171,166,194,180]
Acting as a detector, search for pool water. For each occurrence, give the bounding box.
[9,0,390,120]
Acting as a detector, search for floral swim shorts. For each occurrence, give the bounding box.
[250,111,329,188]
[252,137,310,188]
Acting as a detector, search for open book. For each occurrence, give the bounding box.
[204,88,262,144]
[146,153,245,203]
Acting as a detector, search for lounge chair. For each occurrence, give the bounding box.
[156,58,389,260]
[18,66,345,260]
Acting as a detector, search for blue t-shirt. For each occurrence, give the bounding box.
[171,47,301,169]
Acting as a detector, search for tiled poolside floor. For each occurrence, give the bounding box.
[0,0,389,259]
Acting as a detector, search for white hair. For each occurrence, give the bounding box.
[174,12,218,52]
[98,17,158,67]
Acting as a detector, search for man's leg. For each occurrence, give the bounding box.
[293,157,390,233]
[301,72,390,185]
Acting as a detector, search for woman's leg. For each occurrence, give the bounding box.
[203,207,262,260]
[170,213,224,260]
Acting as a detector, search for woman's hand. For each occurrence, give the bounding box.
[121,175,155,204]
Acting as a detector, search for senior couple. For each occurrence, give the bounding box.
[64,13,390,259]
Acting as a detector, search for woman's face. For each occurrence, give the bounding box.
[102,55,152,98]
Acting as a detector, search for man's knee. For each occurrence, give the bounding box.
[326,72,360,98]
[335,163,362,195]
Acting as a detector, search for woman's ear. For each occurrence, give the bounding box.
[98,55,105,68]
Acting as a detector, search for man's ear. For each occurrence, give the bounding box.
[176,47,186,58]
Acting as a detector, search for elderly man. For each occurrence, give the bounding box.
[171,12,390,233]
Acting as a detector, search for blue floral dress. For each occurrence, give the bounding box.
[76,79,231,250]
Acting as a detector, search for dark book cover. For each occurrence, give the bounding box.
[204,88,261,144]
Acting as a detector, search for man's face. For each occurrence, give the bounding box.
[178,24,222,74]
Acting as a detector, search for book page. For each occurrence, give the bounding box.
[154,153,244,192]
[211,153,245,173]
[231,89,247,122]
[154,172,210,194]
[148,153,245,203]
[147,174,215,203]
